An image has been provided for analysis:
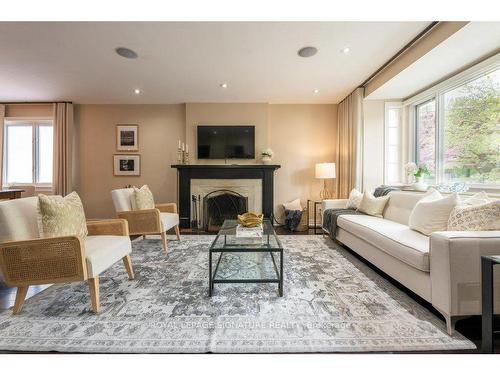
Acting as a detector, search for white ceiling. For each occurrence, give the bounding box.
[367,22,500,100]
[0,22,430,104]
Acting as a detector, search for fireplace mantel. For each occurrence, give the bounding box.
[171,164,281,228]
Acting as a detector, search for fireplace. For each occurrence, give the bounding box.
[202,190,248,232]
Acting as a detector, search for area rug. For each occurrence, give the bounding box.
[0,235,475,353]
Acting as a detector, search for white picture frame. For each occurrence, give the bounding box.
[116,124,139,151]
[113,154,141,176]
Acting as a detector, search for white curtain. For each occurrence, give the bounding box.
[335,88,364,198]
[0,104,4,189]
[53,103,74,196]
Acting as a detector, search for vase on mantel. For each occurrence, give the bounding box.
[412,176,428,191]
[262,155,272,165]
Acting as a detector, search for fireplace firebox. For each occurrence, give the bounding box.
[203,190,248,232]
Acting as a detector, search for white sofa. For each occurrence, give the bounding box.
[322,190,500,335]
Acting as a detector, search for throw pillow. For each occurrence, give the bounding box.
[283,198,303,211]
[134,185,155,210]
[460,191,491,206]
[356,191,390,218]
[345,189,363,209]
[37,192,88,239]
[408,190,459,235]
[448,200,500,231]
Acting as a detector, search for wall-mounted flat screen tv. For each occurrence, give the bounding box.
[197,125,255,159]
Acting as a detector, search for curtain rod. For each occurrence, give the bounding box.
[360,21,439,87]
[0,101,73,105]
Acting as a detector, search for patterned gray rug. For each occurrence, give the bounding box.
[0,235,475,353]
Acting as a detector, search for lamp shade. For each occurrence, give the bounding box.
[315,162,336,179]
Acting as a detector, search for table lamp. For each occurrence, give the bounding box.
[315,162,336,199]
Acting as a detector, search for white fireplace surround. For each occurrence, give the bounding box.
[191,179,262,227]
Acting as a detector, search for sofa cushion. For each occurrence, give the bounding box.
[383,191,426,225]
[337,215,430,272]
[84,235,132,278]
[0,197,39,243]
[160,212,179,231]
[409,190,459,235]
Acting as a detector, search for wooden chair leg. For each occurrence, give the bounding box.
[123,255,135,280]
[160,231,168,253]
[12,286,29,315]
[175,225,181,241]
[88,277,100,313]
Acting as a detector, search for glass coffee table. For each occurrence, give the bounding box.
[208,219,284,297]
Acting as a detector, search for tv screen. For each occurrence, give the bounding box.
[197,126,255,159]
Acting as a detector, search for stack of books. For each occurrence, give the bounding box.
[236,224,263,238]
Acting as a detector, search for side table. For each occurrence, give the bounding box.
[482,255,500,353]
[307,200,323,235]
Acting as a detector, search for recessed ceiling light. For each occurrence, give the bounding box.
[298,46,318,58]
[115,47,138,59]
[220,83,228,88]
[134,89,141,94]
[313,89,320,94]
[341,47,351,54]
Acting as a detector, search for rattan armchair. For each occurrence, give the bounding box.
[111,188,180,253]
[0,197,135,314]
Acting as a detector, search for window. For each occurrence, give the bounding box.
[415,99,436,183]
[385,103,402,184]
[413,66,500,187]
[3,120,54,186]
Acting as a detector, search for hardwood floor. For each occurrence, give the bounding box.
[0,227,498,353]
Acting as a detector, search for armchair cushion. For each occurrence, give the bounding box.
[160,212,180,231]
[84,235,132,278]
[38,192,88,239]
[133,185,155,210]
[0,197,39,243]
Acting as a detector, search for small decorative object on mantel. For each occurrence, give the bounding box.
[406,162,430,191]
[261,148,274,164]
[237,212,264,227]
[177,140,190,165]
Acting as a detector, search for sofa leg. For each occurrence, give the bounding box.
[88,277,100,313]
[123,255,135,280]
[12,286,29,315]
[175,225,181,241]
[445,315,458,336]
[160,231,168,253]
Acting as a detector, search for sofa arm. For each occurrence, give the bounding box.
[321,199,348,211]
[155,203,178,214]
[430,231,500,318]
[0,236,86,287]
[87,219,129,236]
[117,209,162,235]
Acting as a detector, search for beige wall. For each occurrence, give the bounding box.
[4,103,53,118]
[73,102,337,220]
[362,100,385,192]
[269,104,337,220]
[74,104,185,218]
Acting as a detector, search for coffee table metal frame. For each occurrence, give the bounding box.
[208,219,283,297]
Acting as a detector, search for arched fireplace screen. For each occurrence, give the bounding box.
[203,190,248,232]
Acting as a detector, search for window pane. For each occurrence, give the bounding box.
[6,124,33,184]
[388,163,399,183]
[416,100,436,182]
[443,69,500,185]
[37,124,53,184]
[388,145,399,163]
[388,127,398,146]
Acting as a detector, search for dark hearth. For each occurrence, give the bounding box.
[203,190,248,232]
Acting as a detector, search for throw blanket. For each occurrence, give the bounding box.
[322,209,364,239]
[284,209,303,232]
[373,185,400,197]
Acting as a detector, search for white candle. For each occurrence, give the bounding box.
[186,144,189,153]
[178,140,181,149]
[182,143,185,151]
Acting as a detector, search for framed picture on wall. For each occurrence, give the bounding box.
[116,124,139,151]
[113,154,141,176]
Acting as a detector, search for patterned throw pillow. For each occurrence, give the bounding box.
[37,192,88,239]
[133,185,155,210]
[345,189,363,209]
[356,191,390,218]
[448,201,500,231]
